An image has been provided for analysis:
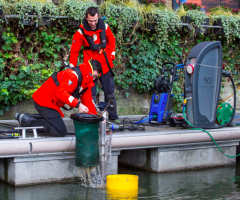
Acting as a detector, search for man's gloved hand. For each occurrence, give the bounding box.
[78,103,89,114]
[64,62,73,68]
[97,102,111,111]
[69,63,75,68]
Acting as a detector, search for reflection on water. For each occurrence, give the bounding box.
[122,164,240,200]
[0,181,107,200]
[0,160,240,200]
[106,188,138,199]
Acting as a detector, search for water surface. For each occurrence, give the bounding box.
[1,161,240,200]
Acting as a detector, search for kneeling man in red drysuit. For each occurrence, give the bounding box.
[15,60,102,137]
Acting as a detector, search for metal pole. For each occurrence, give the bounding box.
[99,111,107,183]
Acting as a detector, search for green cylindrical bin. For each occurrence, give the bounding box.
[70,113,103,167]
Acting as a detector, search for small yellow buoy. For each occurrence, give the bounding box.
[106,174,138,190]
[106,174,139,199]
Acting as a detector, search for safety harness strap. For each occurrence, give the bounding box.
[51,66,85,111]
[51,72,60,87]
[81,30,115,76]
[84,46,93,50]
[103,51,115,77]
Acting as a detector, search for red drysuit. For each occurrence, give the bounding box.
[69,22,116,75]
[33,62,96,117]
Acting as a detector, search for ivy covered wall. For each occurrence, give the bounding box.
[1,0,240,118]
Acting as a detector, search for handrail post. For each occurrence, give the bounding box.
[99,111,107,183]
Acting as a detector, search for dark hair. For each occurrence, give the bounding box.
[85,7,99,18]
[90,59,102,74]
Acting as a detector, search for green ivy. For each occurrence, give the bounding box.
[2,28,18,51]
[1,0,240,115]
[36,30,62,59]
[0,64,42,111]
[116,33,161,92]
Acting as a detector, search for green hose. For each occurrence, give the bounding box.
[183,106,240,158]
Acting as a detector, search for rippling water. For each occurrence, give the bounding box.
[1,160,240,200]
[76,166,104,188]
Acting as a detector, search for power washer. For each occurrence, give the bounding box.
[148,62,185,127]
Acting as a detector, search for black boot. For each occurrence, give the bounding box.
[24,113,43,120]
[19,114,38,127]
[14,113,21,121]
[14,113,50,133]
[105,93,120,122]
[15,113,24,124]
[15,113,43,121]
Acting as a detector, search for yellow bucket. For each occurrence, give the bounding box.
[106,174,139,199]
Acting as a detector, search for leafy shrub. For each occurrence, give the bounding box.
[12,0,36,15]
[209,5,240,15]
[140,0,166,6]
[186,10,207,30]
[209,5,233,16]
[181,2,202,11]
[59,0,96,20]
[232,8,240,14]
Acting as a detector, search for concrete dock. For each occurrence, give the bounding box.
[0,116,240,186]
